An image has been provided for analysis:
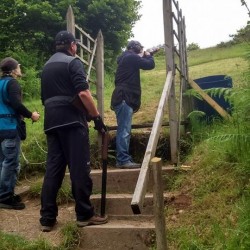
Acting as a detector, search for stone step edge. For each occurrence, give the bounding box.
[90,191,178,199]
[66,165,179,175]
[79,216,155,229]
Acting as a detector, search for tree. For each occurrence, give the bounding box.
[0,0,141,69]
[187,43,200,51]
[230,21,250,44]
[83,0,140,53]
[0,0,69,58]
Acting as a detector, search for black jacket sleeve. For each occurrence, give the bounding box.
[7,79,32,118]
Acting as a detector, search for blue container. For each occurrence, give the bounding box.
[193,75,232,120]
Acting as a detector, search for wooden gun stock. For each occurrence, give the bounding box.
[70,95,88,114]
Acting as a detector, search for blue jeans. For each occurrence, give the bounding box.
[113,101,133,165]
[0,136,21,202]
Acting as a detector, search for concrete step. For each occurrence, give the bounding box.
[77,215,155,250]
[65,165,178,193]
[91,192,176,215]
[0,198,156,249]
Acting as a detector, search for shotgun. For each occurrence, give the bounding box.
[100,131,110,217]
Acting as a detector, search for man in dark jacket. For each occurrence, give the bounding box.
[111,40,155,169]
[0,57,40,210]
[40,31,108,232]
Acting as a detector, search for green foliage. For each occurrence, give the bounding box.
[0,223,80,250]
[0,231,55,250]
[20,68,41,100]
[29,178,73,204]
[173,45,250,249]
[0,47,44,100]
[85,0,141,53]
[216,40,237,48]
[187,71,250,171]
[0,0,142,72]
[60,223,80,249]
[187,42,200,51]
[0,0,64,55]
[19,100,46,171]
[208,83,250,172]
[188,43,247,67]
[186,110,207,143]
[230,21,250,44]
[227,194,250,249]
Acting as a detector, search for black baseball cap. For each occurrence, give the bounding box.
[0,57,19,73]
[127,40,143,50]
[55,30,80,45]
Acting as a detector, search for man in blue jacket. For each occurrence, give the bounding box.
[111,40,155,169]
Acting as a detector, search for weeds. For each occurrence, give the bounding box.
[60,223,80,250]
[29,178,73,204]
[0,223,80,250]
[166,45,250,249]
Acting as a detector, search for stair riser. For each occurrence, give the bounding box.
[78,227,155,250]
[65,167,177,193]
[92,196,170,215]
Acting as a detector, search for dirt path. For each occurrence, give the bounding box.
[0,195,76,246]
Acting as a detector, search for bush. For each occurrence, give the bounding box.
[0,48,44,100]
[187,43,200,51]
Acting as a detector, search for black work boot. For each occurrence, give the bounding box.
[0,196,25,210]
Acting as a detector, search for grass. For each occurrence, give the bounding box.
[21,43,249,168]
[189,57,248,86]
[166,142,249,249]
[164,75,250,248]
[187,43,247,67]
[0,222,80,250]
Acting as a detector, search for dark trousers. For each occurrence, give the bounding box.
[40,126,94,226]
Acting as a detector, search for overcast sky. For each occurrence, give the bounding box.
[132,0,249,49]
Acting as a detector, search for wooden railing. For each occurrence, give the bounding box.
[131,1,189,248]
[131,71,173,214]
[151,157,168,250]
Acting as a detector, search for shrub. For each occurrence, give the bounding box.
[187,43,200,51]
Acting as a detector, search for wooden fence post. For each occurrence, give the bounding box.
[151,157,167,250]
[96,30,104,119]
[163,0,178,164]
[96,30,104,153]
[66,5,75,35]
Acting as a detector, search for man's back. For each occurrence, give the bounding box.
[41,52,88,132]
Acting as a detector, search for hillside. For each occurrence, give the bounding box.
[1,43,249,249]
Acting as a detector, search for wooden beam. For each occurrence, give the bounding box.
[151,157,167,250]
[96,30,104,119]
[66,6,75,35]
[189,79,231,120]
[75,24,96,43]
[163,0,178,164]
[86,39,97,82]
[96,30,104,153]
[131,71,172,214]
[107,121,187,131]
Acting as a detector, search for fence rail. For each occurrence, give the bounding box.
[131,71,173,214]
[131,1,189,248]
[66,5,104,119]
